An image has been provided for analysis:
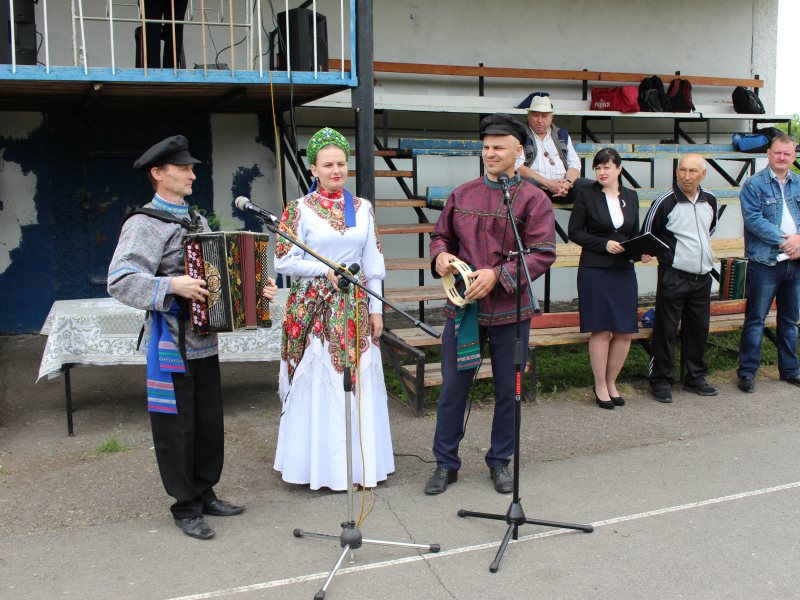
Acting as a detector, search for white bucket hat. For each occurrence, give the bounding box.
[527,95,555,113]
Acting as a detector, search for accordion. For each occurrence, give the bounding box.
[718,258,748,300]
[184,231,272,333]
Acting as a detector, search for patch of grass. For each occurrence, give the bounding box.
[95,437,128,454]
[0,466,9,475]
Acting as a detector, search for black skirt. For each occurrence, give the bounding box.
[577,266,639,333]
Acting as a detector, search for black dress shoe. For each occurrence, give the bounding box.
[683,381,718,396]
[424,466,457,495]
[738,376,755,393]
[594,387,614,410]
[203,499,245,516]
[652,384,673,403]
[781,376,800,388]
[490,464,513,494]
[610,395,626,406]
[174,516,215,540]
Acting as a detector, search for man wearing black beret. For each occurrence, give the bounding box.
[108,135,260,539]
[425,114,556,495]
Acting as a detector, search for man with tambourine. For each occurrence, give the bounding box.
[425,114,557,495]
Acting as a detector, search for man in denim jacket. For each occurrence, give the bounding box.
[737,134,800,392]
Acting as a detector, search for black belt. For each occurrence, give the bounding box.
[663,264,711,281]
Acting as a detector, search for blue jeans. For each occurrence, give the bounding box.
[738,260,800,380]
[432,318,531,471]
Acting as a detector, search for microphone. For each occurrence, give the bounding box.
[498,174,512,204]
[234,196,279,224]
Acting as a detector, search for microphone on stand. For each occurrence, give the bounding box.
[234,196,280,224]
[498,173,512,204]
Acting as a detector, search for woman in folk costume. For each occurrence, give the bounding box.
[273,127,394,490]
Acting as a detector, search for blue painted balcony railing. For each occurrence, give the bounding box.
[0,0,358,88]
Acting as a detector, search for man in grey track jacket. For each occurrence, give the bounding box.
[641,154,719,403]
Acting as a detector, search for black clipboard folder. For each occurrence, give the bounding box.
[620,233,669,261]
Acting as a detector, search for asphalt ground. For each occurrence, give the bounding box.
[2,334,800,600]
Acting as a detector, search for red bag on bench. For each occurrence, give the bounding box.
[590,86,640,113]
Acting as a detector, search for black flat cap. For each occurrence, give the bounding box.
[133,135,201,171]
[479,113,527,144]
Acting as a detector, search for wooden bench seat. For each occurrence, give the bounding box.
[384,301,774,414]
[384,238,746,277]
[425,185,743,210]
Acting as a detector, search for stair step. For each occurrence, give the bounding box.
[349,170,413,178]
[384,285,447,303]
[375,199,426,208]
[377,223,435,235]
[385,257,430,270]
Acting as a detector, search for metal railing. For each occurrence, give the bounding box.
[4,0,355,83]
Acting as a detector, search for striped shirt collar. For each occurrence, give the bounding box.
[152,194,189,216]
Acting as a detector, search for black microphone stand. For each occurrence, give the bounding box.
[456,177,593,573]
[253,212,440,600]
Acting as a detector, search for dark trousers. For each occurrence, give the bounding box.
[141,0,189,69]
[649,266,712,387]
[150,354,224,519]
[432,318,531,471]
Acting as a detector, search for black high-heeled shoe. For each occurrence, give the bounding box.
[594,387,614,410]
[611,395,625,406]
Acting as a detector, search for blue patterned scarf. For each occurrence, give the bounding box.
[146,302,185,413]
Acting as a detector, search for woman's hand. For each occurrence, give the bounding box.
[262,277,278,301]
[641,254,653,263]
[606,240,625,254]
[369,313,383,344]
[326,267,341,288]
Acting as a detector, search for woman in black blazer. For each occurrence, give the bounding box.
[568,148,643,410]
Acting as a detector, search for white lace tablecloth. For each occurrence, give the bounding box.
[38,293,288,381]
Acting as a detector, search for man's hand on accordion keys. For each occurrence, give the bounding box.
[171,275,209,302]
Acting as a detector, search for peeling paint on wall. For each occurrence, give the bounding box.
[0,149,38,274]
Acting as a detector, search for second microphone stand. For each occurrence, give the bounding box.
[456,178,594,572]
[257,213,440,600]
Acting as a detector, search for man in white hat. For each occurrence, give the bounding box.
[515,94,591,203]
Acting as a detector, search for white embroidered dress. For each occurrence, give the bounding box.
[273,190,394,490]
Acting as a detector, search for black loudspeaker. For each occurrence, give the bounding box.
[1,0,36,65]
[275,8,328,72]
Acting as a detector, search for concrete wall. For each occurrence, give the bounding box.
[0,0,780,332]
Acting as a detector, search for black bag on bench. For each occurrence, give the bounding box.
[732,86,765,114]
[638,75,671,112]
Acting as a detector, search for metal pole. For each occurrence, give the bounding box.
[170,0,177,74]
[228,0,234,76]
[43,0,50,73]
[256,0,263,76]
[9,0,16,73]
[353,0,374,201]
[140,0,147,75]
[284,0,290,75]
[77,0,88,74]
[340,0,344,78]
[312,0,317,77]
[108,0,115,74]
[201,0,207,76]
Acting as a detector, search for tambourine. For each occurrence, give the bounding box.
[442,259,474,307]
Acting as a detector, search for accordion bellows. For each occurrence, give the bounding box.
[184,231,272,332]
[719,258,748,300]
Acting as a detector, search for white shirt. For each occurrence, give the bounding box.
[771,170,799,236]
[514,126,581,180]
[605,193,624,229]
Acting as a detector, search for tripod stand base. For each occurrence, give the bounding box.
[459,500,593,573]
[295,522,440,599]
